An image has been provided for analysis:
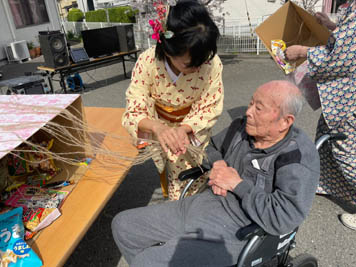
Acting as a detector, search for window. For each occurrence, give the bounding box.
[8,0,50,28]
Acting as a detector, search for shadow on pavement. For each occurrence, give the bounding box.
[64,159,163,267]
[322,195,356,214]
[220,55,242,66]
[81,72,132,93]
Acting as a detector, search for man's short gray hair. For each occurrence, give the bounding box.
[280,91,304,118]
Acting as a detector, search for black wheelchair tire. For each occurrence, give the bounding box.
[288,253,318,267]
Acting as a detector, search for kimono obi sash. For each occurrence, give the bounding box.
[155,103,191,123]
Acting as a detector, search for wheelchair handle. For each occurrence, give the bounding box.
[315,132,347,150]
[178,166,209,181]
[178,166,209,200]
[236,223,266,241]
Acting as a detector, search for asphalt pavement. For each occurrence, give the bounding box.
[1,54,355,267]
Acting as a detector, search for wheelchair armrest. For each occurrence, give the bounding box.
[236,223,266,241]
[178,166,209,181]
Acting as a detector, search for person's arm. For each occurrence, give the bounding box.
[122,50,153,140]
[308,4,356,80]
[233,147,320,236]
[315,12,337,31]
[203,117,245,168]
[122,49,189,155]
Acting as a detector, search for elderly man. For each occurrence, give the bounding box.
[112,80,320,267]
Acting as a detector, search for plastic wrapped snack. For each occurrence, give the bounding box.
[6,139,60,191]
[27,139,58,175]
[6,151,31,180]
[271,40,295,74]
[0,207,42,267]
[5,185,68,235]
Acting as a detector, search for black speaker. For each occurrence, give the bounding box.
[39,31,70,68]
[116,24,136,52]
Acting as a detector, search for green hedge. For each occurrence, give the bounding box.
[108,6,137,23]
[67,8,84,22]
[85,6,137,23]
[85,9,108,22]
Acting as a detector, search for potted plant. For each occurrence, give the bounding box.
[35,46,41,57]
[35,36,41,56]
[27,41,36,58]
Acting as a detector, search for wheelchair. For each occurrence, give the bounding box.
[178,132,347,267]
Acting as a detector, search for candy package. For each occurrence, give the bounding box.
[6,151,31,180]
[271,40,295,74]
[6,139,60,191]
[5,185,68,235]
[0,207,42,267]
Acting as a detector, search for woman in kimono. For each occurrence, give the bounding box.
[285,1,356,230]
[122,0,224,200]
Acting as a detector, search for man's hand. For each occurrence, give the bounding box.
[211,185,228,197]
[208,160,242,193]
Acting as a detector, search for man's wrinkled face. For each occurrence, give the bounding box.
[245,86,283,140]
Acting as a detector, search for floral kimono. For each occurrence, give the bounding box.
[308,2,356,205]
[122,47,224,200]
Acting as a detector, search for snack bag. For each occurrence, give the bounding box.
[7,151,32,179]
[271,40,295,74]
[6,139,60,192]
[27,139,59,175]
[5,185,67,235]
[24,207,61,233]
[0,207,42,267]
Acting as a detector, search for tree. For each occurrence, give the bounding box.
[129,0,229,41]
[281,0,322,12]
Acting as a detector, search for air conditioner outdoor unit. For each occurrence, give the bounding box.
[5,40,30,63]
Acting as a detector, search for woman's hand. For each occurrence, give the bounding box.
[138,118,192,155]
[152,122,190,155]
[315,12,337,31]
[284,45,308,61]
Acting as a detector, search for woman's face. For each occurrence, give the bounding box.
[166,52,199,75]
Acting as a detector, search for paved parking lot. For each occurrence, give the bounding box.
[1,54,355,267]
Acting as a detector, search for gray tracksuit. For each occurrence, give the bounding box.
[112,118,320,266]
[205,117,320,236]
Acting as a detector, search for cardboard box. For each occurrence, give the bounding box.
[0,95,87,192]
[255,1,330,71]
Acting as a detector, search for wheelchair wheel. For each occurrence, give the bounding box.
[288,253,318,267]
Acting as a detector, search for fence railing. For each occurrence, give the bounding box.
[62,17,269,55]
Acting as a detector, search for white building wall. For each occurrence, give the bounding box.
[218,0,323,22]
[0,0,61,61]
[0,0,15,61]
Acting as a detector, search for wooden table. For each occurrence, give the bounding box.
[29,107,137,267]
[37,49,140,93]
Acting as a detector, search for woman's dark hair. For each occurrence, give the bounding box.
[155,0,220,67]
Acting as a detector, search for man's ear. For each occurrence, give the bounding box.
[280,114,295,132]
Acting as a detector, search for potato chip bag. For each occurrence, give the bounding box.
[0,207,42,267]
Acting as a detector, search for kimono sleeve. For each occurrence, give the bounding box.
[307,6,356,80]
[182,56,224,138]
[122,51,154,139]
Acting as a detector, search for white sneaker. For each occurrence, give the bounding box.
[340,213,356,231]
